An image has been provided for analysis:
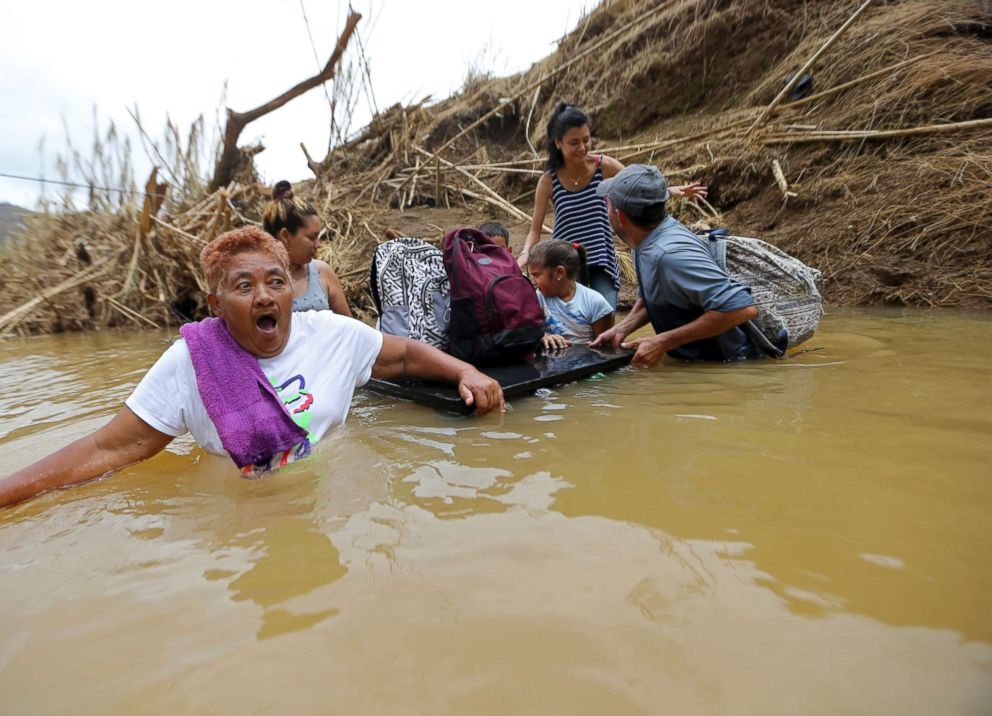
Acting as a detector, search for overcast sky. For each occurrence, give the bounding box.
[0,0,593,207]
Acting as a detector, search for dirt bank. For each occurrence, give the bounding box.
[1,0,989,336]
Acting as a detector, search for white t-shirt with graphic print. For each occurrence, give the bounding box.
[537,282,613,343]
[126,311,383,468]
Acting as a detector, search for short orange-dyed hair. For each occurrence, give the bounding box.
[200,226,290,293]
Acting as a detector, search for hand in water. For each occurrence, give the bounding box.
[622,335,667,368]
[457,370,505,414]
[589,327,625,349]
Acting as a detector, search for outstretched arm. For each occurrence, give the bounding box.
[623,305,757,368]
[669,181,708,200]
[0,406,174,508]
[372,335,504,414]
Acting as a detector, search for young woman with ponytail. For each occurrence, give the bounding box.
[262,181,352,316]
[518,103,707,310]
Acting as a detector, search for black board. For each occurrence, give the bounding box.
[366,344,634,414]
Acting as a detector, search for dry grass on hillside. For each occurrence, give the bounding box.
[1,0,989,337]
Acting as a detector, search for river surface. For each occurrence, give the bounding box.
[0,309,990,715]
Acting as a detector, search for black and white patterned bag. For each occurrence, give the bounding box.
[370,237,450,349]
[705,230,822,356]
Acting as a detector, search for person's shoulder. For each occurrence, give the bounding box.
[311,312,381,338]
[313,259,337,278]
[654,217,703,249]
[293,309,358,331]
[599,155,624,178]
[159,336,192,369]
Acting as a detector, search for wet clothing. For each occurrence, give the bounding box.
[634,217,760,361]
[179,317,307,468]
[127,312,382,471]
[292,261,330,312]
[550,156,620,294]
[537,283,613,344]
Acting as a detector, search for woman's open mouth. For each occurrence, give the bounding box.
[255,313,278,334]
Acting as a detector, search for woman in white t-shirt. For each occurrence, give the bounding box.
[527,240,614,351]
[0,227,503,508]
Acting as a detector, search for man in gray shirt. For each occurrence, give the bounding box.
[590,164,760,367]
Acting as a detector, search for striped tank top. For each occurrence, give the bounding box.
[550,156,620,289]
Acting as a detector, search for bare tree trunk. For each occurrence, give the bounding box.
[208,10,362,191]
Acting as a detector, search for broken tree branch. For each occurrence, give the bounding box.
[301,142,322,177]
[770,52,935,115]
[0,252,123,336]
[413,145,552,232]
[209,10,361,191]
[764,117,992,144]
[771,159,798,198]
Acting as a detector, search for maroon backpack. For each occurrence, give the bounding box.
[442,227,544,365]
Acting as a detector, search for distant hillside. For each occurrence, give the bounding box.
[0,203,31,243]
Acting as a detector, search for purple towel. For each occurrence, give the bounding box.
[180,317,308,468]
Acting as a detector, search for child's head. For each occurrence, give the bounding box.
[528,240,589,295]
[479,221,510,250]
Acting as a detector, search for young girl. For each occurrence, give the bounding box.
[262,181,352,316]
[528,240,614,350]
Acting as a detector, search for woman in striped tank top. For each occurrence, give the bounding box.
[518,103,707,309]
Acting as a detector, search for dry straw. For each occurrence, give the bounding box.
[2,0,990,337]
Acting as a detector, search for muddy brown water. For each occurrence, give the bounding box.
[1,309,990,714]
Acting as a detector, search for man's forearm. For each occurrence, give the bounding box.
[615,298,650,337]
[657,305,757,353]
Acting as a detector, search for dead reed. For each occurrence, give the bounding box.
[2,0,989,337]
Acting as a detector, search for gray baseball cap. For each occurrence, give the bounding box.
[596,164,669,217]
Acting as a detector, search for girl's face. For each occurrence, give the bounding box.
[281,215,321,267]
[529,262,567,297]
[556,124,592,165]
